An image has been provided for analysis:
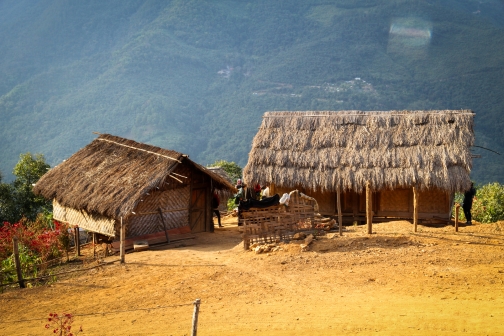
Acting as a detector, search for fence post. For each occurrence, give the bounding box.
[455,203,460,232]
[13,237,26,289]
[191,298,201,336]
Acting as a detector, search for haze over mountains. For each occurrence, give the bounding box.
[1,0,503,184]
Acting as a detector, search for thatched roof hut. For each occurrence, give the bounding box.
[243,110,475,224]
[244,110,474,193]
[34,134,236,240]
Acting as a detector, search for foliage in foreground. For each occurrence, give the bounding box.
[471,183,504,223]
[45,312,83,336]
[0,216,70,286]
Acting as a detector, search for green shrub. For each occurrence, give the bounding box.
[227,197,237,212]
[472,182,504,223]
[453,182,504,223]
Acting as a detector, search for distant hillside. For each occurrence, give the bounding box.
[1,0,503,184]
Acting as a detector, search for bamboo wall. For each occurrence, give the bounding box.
[52,200,116,236]
[126,186,190,238]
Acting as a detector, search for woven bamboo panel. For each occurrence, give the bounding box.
[418,189,449,213]
[127,211,188,238]
[133,186,188,212]
[127,186,190,238]
[52,200,115,236]
[241,190,319,248]
[379,189,410,212]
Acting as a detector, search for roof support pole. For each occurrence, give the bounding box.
[120,217,125,264]
[366,181,372,234]
[74,227,81,257]
[337,187,343,236]
[92,232,96,258]
[413,187,419,232]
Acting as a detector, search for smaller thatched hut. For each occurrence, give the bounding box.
[34,134,236,246]
[243,110,475,226]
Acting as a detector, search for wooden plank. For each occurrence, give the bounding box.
[111,226,192,250]
[112,232,195,252]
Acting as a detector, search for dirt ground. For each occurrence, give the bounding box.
[1,216,504,335]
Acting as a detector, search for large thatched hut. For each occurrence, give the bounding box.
[34,134,236,245]
[243,110,475,225]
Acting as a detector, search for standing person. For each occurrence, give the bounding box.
[212,191,222,228]
[463,182,477,225]
[235,179,244,202]
[236,179,252,201]
[236,179,243,189]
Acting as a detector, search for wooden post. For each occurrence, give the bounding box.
[455,203,460,232]
[74,227,81,257]
[158,208,170,243]
[413,187,419,232]
[337,187,343,236]
[13,237,26,289]
[366,181,372,234]
[191,298,201,336]
[120,217,125,264]
[92,232,96,258]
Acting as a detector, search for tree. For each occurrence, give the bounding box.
[208,160,242,184]
[2,153,52,223]
[0,171,16,223]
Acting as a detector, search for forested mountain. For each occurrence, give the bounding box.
[1,0,503,183]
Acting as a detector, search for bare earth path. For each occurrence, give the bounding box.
[1,218,504,335]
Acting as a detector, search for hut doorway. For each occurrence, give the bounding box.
[189,187,208,233]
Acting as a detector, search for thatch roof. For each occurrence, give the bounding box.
[243,110,475,193]
[207,167,233,184]
[206,166,235,199]
[34,134,236,219]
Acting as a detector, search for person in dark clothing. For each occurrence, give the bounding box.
[212,192,222,228]
[463,182,477,225]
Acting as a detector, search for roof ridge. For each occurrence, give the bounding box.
[97,137,182,163]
